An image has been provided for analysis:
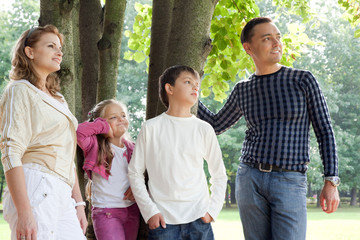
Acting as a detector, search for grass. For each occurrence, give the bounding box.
[1,206,359,239]
[212,205,360,240]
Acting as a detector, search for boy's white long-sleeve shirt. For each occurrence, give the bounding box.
[128,113,227,224]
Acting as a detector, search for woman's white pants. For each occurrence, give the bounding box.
[3,164,86,240]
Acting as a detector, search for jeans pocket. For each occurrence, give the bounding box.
[198,218,210,224]
[237,163,251,176]
[281,171,307,188]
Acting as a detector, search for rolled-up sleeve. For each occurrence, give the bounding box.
[0,85,32,171]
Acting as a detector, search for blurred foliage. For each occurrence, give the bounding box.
[338,0,360,38]
[0,0,39,86]
[124,0,315,102]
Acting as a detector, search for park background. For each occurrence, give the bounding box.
[0,0,359,239]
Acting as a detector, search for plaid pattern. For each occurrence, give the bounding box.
[198,67,338,176]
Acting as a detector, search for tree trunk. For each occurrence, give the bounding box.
[230,180,236,204]
[350,187,357,206]
[0,174,4,203]
[225,182,231,208]
[146,0,217,120]
[79,0,103,121]
[39,0,77,113]
[72,0,82,121]
[316,190,321,208]
[146,0,174,120]
[97,0,127,102]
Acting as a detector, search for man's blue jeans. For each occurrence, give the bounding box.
[148,218,214,240]
[236,162,307,240]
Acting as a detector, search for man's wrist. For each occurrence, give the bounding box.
[324,176,340,187]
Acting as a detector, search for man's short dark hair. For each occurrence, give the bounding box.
[241,17,273,44]
[159,65,198,108]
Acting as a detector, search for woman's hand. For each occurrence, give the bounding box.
[5,167,37,239]
[16,210,37,240]
[76,206,88,234]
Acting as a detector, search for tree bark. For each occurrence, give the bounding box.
[350,187,357,206]
[39,0,77,113]
[0,174,4,203]
[97,0,127,102]
[225,182,231,208]
[79,0,103,121]
[146,0,217,120]
[72,0,82,121]
[146,0,174,120]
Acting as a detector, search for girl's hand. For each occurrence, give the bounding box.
[123,187,135,201]
[201,212,213,223]
[16,210,37,240]
[104,126,114,139]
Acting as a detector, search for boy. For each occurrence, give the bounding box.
[128,65,227,240]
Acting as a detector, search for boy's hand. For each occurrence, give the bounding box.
[148,213,166,230]
[201,212,213,223]
[123,187,135,201]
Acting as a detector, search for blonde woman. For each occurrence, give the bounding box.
[0,25,87,240]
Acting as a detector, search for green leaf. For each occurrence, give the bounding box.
[123,51,133,61]
[218,39,227,51]
[221,71,231,80]
[133,51,146,63]
[220,60,228,69]
[201,88,211,98]
[124,30,132,38]
[354,28,360,38]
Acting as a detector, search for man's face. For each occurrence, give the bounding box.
[243,22,283,67]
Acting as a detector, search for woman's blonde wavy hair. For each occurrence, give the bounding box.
[10,25,64,99]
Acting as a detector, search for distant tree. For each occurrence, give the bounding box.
[0,0,39,87]
[291,0,360,206]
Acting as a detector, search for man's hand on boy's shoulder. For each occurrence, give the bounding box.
[201,212,213,223]
[148,213,166,230]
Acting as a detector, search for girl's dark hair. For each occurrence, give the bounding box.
[87,99,130,175]
[10,25,64,99]
[159,65,199,108]
[240,17,273,44]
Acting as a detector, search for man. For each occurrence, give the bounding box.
[198,17,340,240]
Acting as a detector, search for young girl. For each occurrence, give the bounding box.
[77,99,140,240]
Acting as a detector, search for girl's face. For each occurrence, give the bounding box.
[25,33,63,75]
[103,103,129,138]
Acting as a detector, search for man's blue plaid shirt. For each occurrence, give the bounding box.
[198,67,338,176]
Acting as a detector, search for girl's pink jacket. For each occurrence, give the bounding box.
[76,118,134,180]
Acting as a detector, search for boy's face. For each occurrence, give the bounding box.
[166,71,200,108]
[243,22,283,67]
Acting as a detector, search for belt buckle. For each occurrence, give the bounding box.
[259,163,272,173]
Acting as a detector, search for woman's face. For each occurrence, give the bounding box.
[103,103,129,138]
[26,32,63,75]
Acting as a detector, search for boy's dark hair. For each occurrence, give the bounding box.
[241,17,273,44]
[159,65,198,108]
